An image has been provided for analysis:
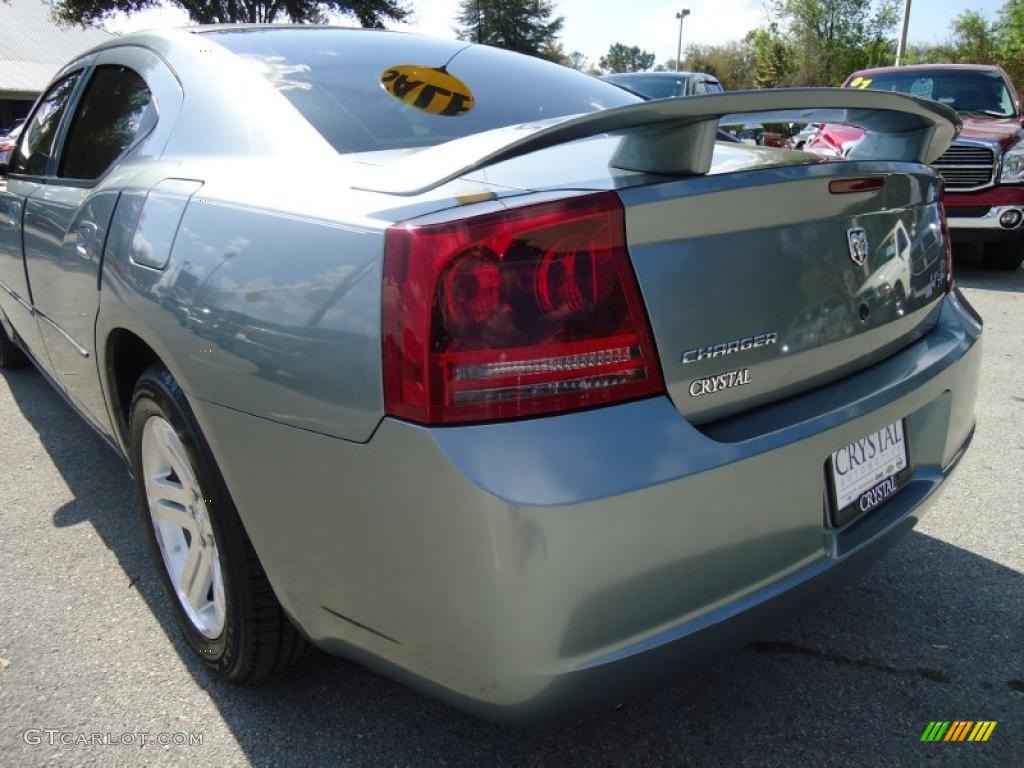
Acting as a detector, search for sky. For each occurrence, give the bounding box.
[107,0,1011,66]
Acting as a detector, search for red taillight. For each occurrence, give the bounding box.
[382,192,665,425]
[938,182,954,293]
[828,177,885,194]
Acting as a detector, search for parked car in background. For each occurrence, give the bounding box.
[0,124,21,168]
[0,118,24,136]
[727,123,760,144]
[856,218,914,318]
[790,122,820,149]
[722,122,790,148]
[758,129,790,148]
[807,64,1024,271]
[601,70,739,144]
[0,28,980,724]
[601,70,723,99]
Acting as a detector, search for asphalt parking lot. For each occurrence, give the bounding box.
[1,248,1022,767]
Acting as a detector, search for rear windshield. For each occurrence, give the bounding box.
[849,69,1016,118]
[209,29,637,154]
[606,75,692,99]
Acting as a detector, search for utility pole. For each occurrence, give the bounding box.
[896,0,912,66]
[676,9,690,72]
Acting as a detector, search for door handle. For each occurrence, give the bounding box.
[75,222,98,259]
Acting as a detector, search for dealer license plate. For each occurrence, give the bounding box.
[828,420,909,525]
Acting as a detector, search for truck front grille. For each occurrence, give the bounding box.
[933,142,998,192]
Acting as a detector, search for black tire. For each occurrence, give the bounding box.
[984,240,1024,271]
[893,282,906,313]
[0,322,27,369]
[129,363,308,681]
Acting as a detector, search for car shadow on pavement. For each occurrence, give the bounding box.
[5,364,1022,767]
[954,244,1024,294]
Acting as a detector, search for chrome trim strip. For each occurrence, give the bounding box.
[0,278,32,313]
[0,279,91,358]
[948,205,1024,230]
[34,309,90,358]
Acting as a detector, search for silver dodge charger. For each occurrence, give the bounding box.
[0,26,982,723]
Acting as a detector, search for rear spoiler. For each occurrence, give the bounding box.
[354,88,960,197]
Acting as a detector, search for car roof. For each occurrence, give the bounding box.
[850,63,1006,79]
[603,71,718,81]
[68,24,417,63]
[191,23,393,34]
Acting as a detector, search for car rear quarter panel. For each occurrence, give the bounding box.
[98,182,390,443]
[95,145,535,445]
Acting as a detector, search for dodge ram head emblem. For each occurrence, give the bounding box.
[847,228,869,266]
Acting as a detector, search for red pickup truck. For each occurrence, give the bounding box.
[806,64,1024,272]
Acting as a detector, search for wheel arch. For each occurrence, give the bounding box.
[103,327,162,452]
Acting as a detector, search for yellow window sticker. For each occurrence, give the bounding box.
[380,65,475,116]
[848,76,873,89]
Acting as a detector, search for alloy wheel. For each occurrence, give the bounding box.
[141,415,226,639]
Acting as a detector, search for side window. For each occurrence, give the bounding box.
[10,73,81,176]
[896,226,910,259]
[59,65,155,181]
[691,80,707,96]
[870,233,898,273]
[706,81,724,94]
[999,82,1015,117]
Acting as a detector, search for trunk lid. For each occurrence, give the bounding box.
[619,160,948,424]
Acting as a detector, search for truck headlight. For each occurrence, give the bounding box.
[1001,139,1024,183]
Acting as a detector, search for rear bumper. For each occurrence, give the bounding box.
[191,291,982,724]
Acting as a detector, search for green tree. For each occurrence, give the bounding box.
[903,41,957,64]
[906,9,1003,71]
[680,45,721,78]
[751,25,794,88]
[774,0,900,85]
[949,10,999,63]
[599,43,656,73]
[996,0,1024,87]
[54,0,407,25]
[567,50,589,71]
[861,0,900,67]
[540,40,570,64]
[455,0,563,58]
[678,41,757,88]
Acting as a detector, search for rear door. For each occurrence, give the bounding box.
[23,55,158,433]
[0,69,85,367]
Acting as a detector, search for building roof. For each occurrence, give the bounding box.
[0,0,113,95]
